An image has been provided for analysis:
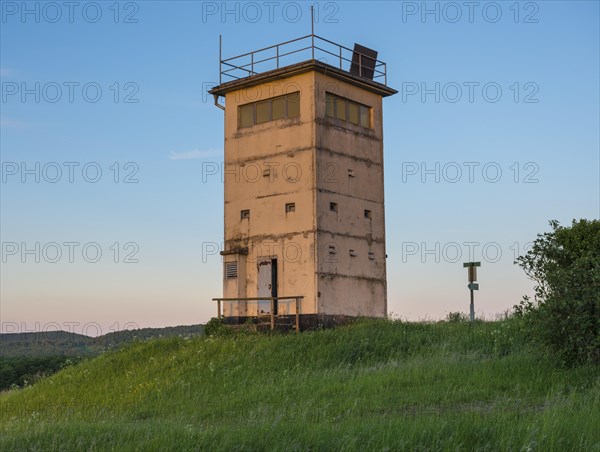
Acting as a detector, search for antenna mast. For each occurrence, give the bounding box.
[311,5,315,59]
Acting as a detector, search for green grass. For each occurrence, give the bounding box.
[1,319,599,451]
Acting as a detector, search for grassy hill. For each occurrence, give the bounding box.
[1,319,598,450]
[0,325,205,391]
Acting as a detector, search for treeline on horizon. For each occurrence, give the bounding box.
[0,356,81,391]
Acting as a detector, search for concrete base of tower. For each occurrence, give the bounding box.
[221,314,380,332]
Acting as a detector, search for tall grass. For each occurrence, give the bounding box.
[1,319,599,450]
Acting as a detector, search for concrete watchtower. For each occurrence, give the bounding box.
[209,31,396,328]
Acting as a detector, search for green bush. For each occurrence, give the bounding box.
[446,312,469,323]
[515,219,600,366]
[203,317,230,337]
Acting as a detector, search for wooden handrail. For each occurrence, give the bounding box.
[212,296,304,333]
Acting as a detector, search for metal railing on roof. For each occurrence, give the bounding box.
[219,34,388,86]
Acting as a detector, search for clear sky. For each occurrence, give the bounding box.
[1,1,598,335]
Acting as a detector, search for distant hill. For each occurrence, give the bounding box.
[0,325,204,358]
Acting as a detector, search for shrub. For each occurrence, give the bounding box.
[204,317,229,337]
[515,219,600,366]
[446,311,469,323]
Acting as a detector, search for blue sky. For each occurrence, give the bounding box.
[1,1,598,335]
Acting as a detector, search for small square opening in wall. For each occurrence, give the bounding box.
[364,209,372,219]
[348,169,355,177]
[328,244,337,254]
[285,203,296,213]
[349,249,357,257]
[368,252,375,260]
[241,210,250,220]
[330,202,338,212]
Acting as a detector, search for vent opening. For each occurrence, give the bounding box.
[225,262,238,278]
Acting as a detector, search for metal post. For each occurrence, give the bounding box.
[384,63,387,86]
[217,299,221,319]
[470,290,475,323]
[276,45,279,68]
[251,53,254,75]
[339,46,343,69]
[270,298,275,330]
[311,6,315,60]
[295,298,300,333]
[219,35,222,85]
[359,54,362,77]
[464,261,480,323]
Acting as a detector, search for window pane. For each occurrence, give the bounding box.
[325,93,335,118]
[348,102,359,125]
[256,100,270,123]
[335,97,346,120]
[286,92,300,118]
[359,105,370,128]
[272,96,285,120]
[239,104,254,128]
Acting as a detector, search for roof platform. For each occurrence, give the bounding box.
[209,34,397,98]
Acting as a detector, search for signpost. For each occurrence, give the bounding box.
[463,262,481,323]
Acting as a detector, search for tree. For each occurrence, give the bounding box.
[515,219,600,366]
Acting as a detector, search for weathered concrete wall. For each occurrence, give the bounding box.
[318,275,386,317]
[222,72,318,315]
[219,67,389,319]
[313,72,387,317]
[222,253,247,317]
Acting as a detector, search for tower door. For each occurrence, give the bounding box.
[257,258,277,315]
